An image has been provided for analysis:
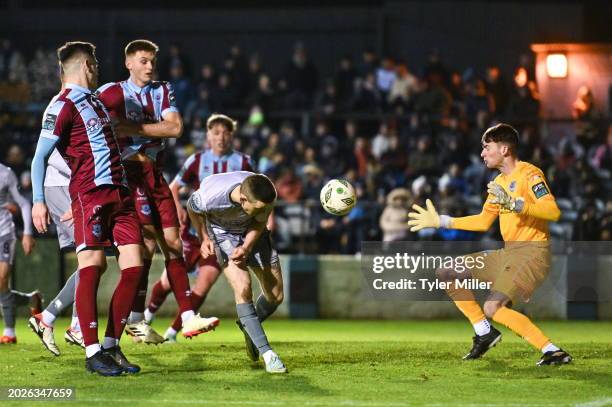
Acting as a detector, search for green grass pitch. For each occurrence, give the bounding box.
[1,319,611,406]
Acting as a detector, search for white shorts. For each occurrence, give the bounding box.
[45,185,75,249]
[0,234,16,265]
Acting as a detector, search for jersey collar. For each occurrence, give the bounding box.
[127,78,151,95]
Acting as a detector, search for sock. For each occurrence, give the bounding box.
[447,284,487,325]
[105,266,142,341]
[45,269,78,317]
[131,258,152,314]
[72,272,79,319]
[541,342,561,354]
[71,316,80,331]
[255,294,278,322]
[165,327,177,338]
[166,258,193,313]
[103,336,118,349]
[11,290,32,305]
[473,319,491,336]
[3,327,16,337]
[237,302,271,354]
[76,266,101,347]
[41,310,56,326]
[172,292,205,331]
[147,279,171,313]
[0,290,15,330]
[492,306,551,350]
[144,309,154,324]
[128,312,144,324]
[181,310,195,324]
[85,343,101,358]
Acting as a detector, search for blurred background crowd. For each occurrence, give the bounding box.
[1,38,610,253]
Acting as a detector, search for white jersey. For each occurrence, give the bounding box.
[0,164,32,238]
[187,171,254,234]
[44,149,71,187]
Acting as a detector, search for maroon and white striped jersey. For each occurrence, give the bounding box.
[174,149,255,190]
[96,79,179,165]
[40,83,126,198]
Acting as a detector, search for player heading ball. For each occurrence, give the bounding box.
[187,171,288,374]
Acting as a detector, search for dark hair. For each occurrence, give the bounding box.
[242,175,277,204]
[125,39,159,57]
[56,41,96,65]
[481,123,519,155]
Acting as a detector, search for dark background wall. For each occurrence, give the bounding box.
[0,1,607,82]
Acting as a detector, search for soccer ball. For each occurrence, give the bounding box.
[320,179,357,216]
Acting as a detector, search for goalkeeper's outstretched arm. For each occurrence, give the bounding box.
[407,199,498,232]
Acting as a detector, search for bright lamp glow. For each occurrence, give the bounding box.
[546,54,568,78]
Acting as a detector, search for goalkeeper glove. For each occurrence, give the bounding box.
[487,181,523,212]
[407,199,441,232]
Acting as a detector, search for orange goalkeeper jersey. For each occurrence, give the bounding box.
[451,161,561,242]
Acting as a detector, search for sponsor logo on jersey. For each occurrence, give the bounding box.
[85,117,111,133]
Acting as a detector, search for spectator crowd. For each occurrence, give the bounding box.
[1,39,610,253]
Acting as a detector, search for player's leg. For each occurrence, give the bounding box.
[437,250,502,359]
[485,246,571,365]
[103,243,143,373]
[251,262,284,322]
[30,184,78,354]
[166,262,221,342]
[144,269,171,324]
[0,241,17,344]
[225,261,286,373]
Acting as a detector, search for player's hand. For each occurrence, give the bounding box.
[32,202,51,234]
[487,182,515,211]
[60,207,73,227]
[229,245,249,265]
[21,234,35,255]
[200,238,215,259]
[4,202,18,215]
[407,199,440,232]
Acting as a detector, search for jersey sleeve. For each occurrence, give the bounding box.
[519,169,561,221]
[96,83,124,119]
[174,153,198,187]
[40,100,72,141]
[161,82,180,117]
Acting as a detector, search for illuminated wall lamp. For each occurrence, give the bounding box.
[546,53,568,78]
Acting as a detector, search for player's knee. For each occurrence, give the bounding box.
[483,301,503,319]
[271,290,284,305]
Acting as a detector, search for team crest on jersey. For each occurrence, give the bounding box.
[509,181,516,192]
[141,204,152,216]
[43,114,57,131]
[92,224,102,238]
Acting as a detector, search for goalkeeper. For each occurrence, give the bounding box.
[408,123,571,366]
